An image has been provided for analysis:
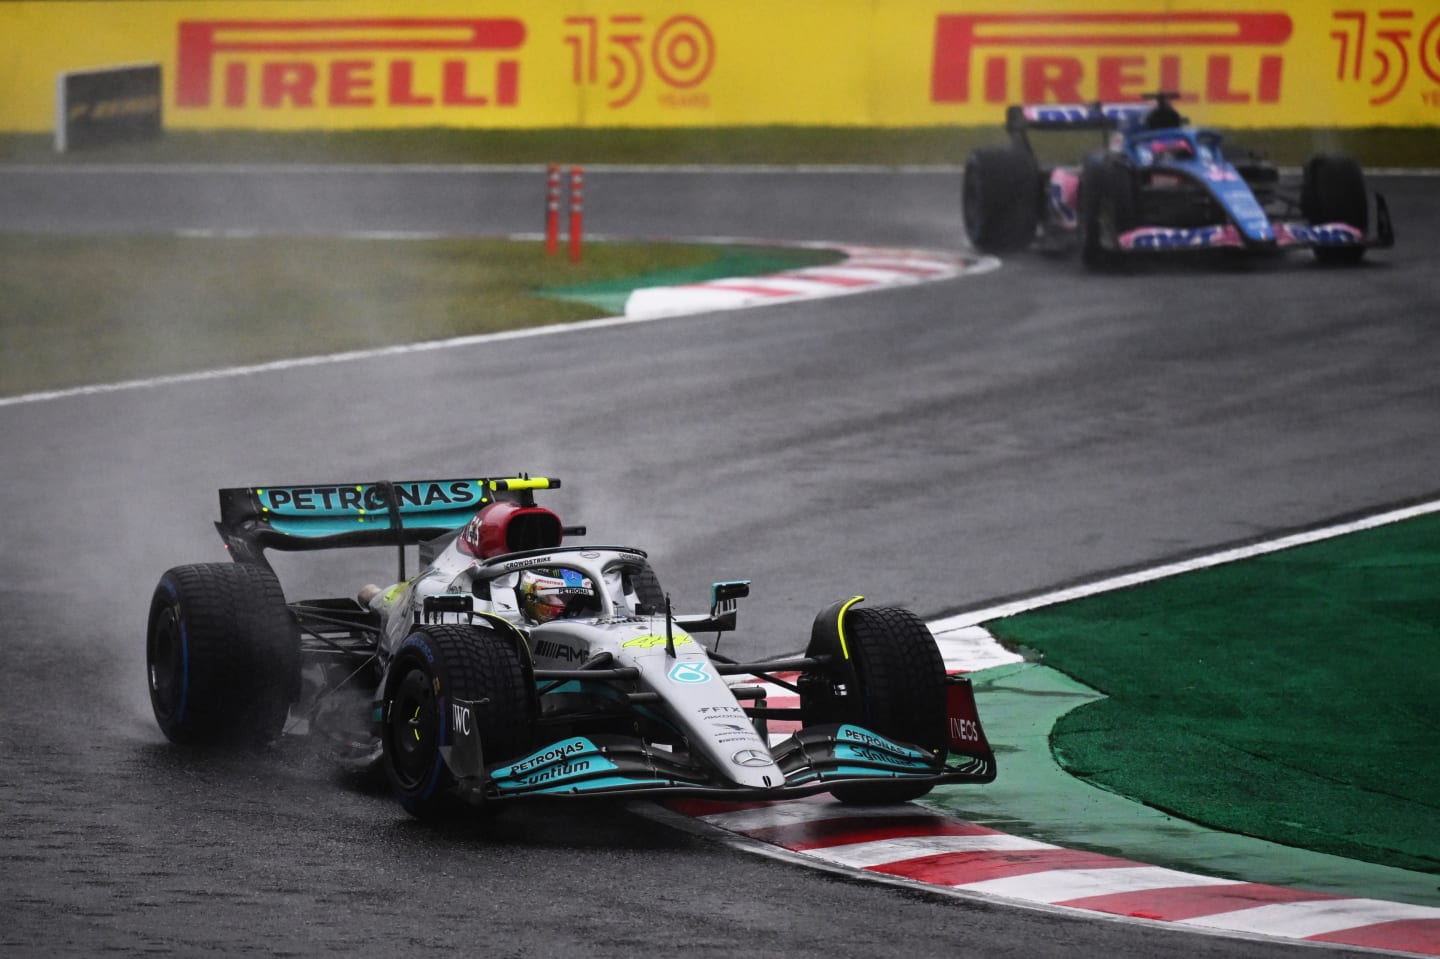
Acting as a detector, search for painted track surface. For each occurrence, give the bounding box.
[671,795,1440,954]
[2,166,1438,958]
[675,648,1440,954]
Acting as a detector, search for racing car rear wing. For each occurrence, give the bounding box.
[1005,101,1155,134]
[215,476,560,565]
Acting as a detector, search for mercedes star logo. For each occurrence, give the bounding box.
[731,749,772,768]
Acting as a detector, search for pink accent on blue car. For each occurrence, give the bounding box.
[1274,222,1365,247]
[1120,225,1245,250]
[1048,168,1080,229]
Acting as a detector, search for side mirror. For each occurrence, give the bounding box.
[711,580,750,613]
[708,580,750,627]
[674,580,750,634]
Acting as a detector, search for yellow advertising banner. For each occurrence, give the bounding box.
[1,0,1437,132]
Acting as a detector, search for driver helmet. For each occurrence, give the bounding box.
[518,568,597,624]
[1145,100,1184,130]
[1150,137,1195,161]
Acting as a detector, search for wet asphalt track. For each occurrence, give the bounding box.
[1,166,1438,957]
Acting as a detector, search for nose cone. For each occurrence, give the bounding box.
[723,746,784,789]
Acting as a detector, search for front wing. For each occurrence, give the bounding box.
[1114,194,1394,255]
[441,680,996,804]
[444,724,994,804]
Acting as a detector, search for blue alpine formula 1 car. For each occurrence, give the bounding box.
[145,475,996,820]
[963,93,1394,269]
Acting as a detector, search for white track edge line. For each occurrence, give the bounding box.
[637,801,1376,954]
[0,240,995,409]
[931,498,1440,633]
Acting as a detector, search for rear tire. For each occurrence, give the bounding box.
[803,606,948,804]
[963,145,1041,253]
[381,624,536,819]
[146,563,300,746]
[1302,154,1368,265]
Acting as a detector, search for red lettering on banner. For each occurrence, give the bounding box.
[224,62,246,108]
[442,61,487,105]
[564,14,715,109]
[1023,57,1084,102]
[1097,55,1147,101]
[1331,8,1440,106]
[983,56,1007,101]
[330,60,374,106]
[496,60,519,105]
[1206,55,1249,103]
[176,18,526,110]
[388,62,434,106]
[1201,53,1282,104]
[1159,55,1183,94]
[931,12,1293,105]
[1426,15,1440,84]
[262,62,317,108]
[1258,55,1284,102]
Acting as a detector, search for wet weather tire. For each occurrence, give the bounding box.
[1302,154,1368,265]
[381,624,536,819]
[1079,157,1136,271]
[810,606,949,804]
[146,563,300,747]
[963,145,1041,253]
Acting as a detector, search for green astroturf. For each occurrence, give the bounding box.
[988,513,1440,875]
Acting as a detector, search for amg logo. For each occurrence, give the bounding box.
[534,639,586,663]
[931,12,1291,105]
[176,18,526,110]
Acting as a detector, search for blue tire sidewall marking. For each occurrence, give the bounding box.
[397,635,444,799]
[400,634,437,664]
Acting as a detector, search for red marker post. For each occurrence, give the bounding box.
[568,166,584,263]
[544,164,561,256]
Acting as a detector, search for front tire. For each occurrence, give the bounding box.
[803,606,949,804]
[1302,154,1368,265]
[381,624,536,819]
[1079,157,1136,271]
[146,563,300,746]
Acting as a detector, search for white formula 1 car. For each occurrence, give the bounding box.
[146,475,996,819]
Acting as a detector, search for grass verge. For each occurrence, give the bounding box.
[0,233,840,397]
